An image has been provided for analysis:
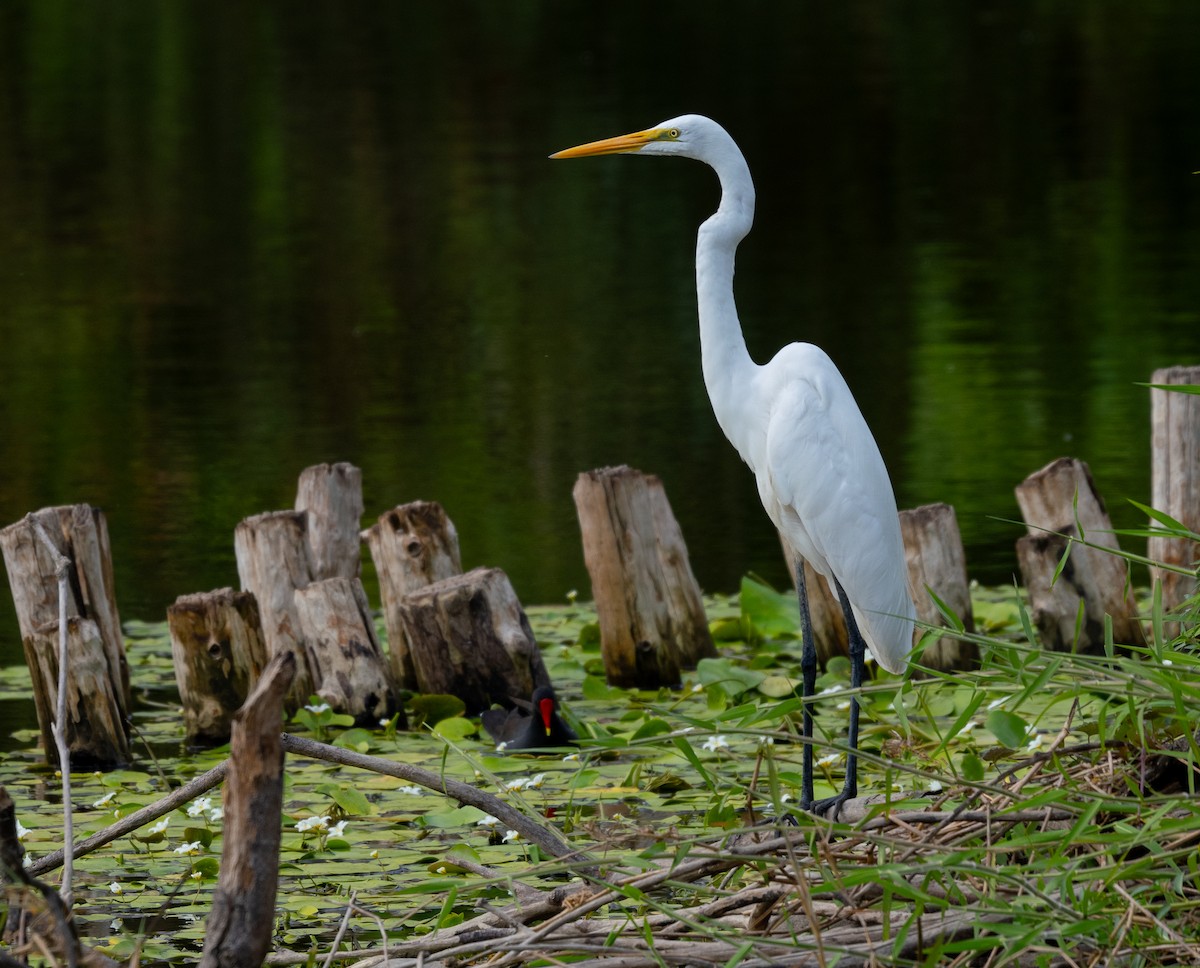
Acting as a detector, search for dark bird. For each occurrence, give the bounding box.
[481,685,578,750]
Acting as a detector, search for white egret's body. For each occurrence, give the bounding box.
[553,115,916,813]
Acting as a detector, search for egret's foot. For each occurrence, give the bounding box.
[808,790,855,821]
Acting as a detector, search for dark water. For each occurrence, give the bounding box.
[1,2,1199,665]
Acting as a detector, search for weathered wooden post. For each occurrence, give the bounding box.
[573,466,716,688]
[200,650,295,968]
[294,577,398,726]
[1015,457,1145,652]
[167,589,268,746]
[234,510,315,710]
[900,503,977,671]
[1149,366,1200,636]
[396,567,549,713]
[0,506,131,767]
[295,462,363,580]
[364,501,462,690]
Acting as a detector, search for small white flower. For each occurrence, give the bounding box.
[190,870,203,881]
[173,841,203,855]
[505,777,530,791]
[836,699,852,711]
[305,702,331,714]
[562,753,580,762]
[955,722,976,738]
[435,865,448,874]
[1026,732,1044,752]
[496,741,509,752]
[476,815,501,828]
[208,807,224,822]
[502,829,521,843]
[370,849,380,859]
[328,820,348,838]
[93,792,117,808]
[987,697,1006,710]
[819,684,845,696]
[379,718,391,727]
[526,773,547,789]
[692,682,705,693]
[758,736,774,748]
[816,753,842,768]
[109,881,124,895]
[928,779,944,793]
[149,818,170,835]
[15,819,29,841]
[701,735,730,752]
[1163,658,1174,667]
[296,815,329,832]
[398,785,423,796]
[780,793,794,803]
[187,796,212,818]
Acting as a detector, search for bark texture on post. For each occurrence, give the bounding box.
[396,567,549,713]
[24,617,131,769]
[295,462,364,581]
[899,503,977,671]
[364,501,462,690]
[234,510,315,709]
[200,650,295,968]
[1015,457,1145,652]
[0,505,130,715]
[294,577,398,726]
[167,589,268,746]
[573,466,716,688]
[1149,366,1200,630]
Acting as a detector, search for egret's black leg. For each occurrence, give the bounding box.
[810,580,865,819]
[797,562,817,811]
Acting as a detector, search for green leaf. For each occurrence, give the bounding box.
[758,675,800,698]
[986,710,1030,749]
[960,752,985,782]
[739,575,799,638]
[409,694,467,728]
[330,786,373,816]
[630,718,672,741]
[334,728,374,752]
[696,657,766,696]
[432,716,477,742]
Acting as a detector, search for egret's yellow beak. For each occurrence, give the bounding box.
[549,128,661,159]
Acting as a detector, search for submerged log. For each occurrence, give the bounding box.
[364,501,462,690]
[295,462,364,581]
[1015,457,1145,652]
[200,650,295,968]
[24,617,130,769]
[1149,366,1200,634]
[900,503,977,671]
[233,510,316,709]
[0,505,130,715]
[573,466,716,688]
[294,577,398,726]
[167,589,268,746]
[396,567,548,713]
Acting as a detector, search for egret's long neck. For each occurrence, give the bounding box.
[696,151,758,457]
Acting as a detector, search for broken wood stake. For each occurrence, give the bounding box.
[364,501,462,690]
[573,466,716,688]
[295,462,364,581]
[900,503,977,671]
[1015,457,1145,652]
[167,589,268,746]
[199,650,295,968]
[396,567,548,713]
[1149,365,1200,635]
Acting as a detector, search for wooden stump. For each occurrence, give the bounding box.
[573,466,717,688]
[781,543,848,665]
[295,462,364,581]
[899,503,977,671]
[1149,366,1200,634]
[364,501,462,690]
[396,567,549,713]
[294,577,398,726]
[167,589,268,746]
[0,505,130,715]
[200,650,294,968]
[1015,457,1145,652]
[24,617,130,769]
[233,510,316,710]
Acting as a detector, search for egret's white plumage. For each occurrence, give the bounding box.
[553,115,917,812]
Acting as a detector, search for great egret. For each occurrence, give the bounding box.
[551,115,916,817]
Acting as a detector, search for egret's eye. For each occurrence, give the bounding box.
[668,128,680,139]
